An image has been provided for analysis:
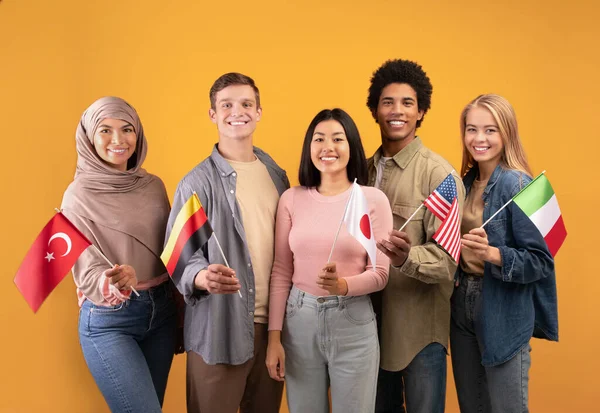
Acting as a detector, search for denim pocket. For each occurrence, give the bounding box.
[342,297,375,325]
[91,301,127,314]
[285,300,298,319]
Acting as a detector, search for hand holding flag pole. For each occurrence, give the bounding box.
[161,192,242,298]
[54,209,139,297]
[395,172,461,262]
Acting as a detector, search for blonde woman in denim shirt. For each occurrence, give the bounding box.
[450,94,558,413]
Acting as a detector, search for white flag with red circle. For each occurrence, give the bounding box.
[343,182,377,267]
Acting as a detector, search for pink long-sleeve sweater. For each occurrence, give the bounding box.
[268,185,393,331]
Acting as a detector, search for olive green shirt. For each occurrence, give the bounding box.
[368,137,465,371]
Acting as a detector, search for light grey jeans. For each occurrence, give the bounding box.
[283,285,380,413]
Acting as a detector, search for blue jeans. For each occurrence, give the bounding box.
[375,342,447,413]
[283,286,380,413]
[78,281,177,413]
[450,275,531,413]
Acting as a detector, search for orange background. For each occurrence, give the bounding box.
[1,0,598,412]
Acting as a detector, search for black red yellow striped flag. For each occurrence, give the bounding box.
[161,193,213,279]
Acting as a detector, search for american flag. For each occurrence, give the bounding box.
[424,173,461,262]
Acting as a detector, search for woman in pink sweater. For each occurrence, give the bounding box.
[266,108,393,413]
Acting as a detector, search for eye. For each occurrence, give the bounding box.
[466,127,476,133]
[99,129,110,134]
[243,102,253,108]
[486,128,497,134]
[334,137,345,142]
[222,103,231,108]
[313,137,324,142]
[404,101,413,107]
[123,127,134,133]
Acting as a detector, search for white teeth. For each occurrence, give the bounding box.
[474,146,490,152]
[230,121,246,126]
[389,121,405,126]
[109,149,126,154]
[321,157,337,161]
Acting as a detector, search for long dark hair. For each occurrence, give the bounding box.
[298,108,368,187]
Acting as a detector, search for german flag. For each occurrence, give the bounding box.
[161,193,213,279]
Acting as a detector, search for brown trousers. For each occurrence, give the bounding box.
[186,323,284,413]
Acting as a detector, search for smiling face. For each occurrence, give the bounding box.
[209,84,261,142]
[464,106,504,170]
[310,119,350,180]
[374,82,424,149]
[92,118,137,171]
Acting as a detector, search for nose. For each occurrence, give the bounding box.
[391,101,403,115]
[111,131,124,144]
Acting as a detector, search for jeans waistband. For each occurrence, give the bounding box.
[289,285,369,309]
[130,281,172,301]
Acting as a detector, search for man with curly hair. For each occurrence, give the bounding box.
[368,59,465,413]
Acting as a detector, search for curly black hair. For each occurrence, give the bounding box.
[367,59,433,128]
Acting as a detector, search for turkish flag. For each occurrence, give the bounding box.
[14,212,92,312]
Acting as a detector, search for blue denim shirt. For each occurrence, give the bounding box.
[166,145,290,365]
[458,165,558,367]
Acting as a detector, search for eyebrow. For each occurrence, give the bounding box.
[98,123,134,130]
[313,131,346,136]
[381,96,415,101]
[466,124,497,128]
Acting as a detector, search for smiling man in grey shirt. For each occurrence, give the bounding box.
[166,72,289,413]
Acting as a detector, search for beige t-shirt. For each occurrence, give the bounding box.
[460,179,488,275]
[227,157,280,324]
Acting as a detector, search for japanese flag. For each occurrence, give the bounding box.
[344,182,376,267]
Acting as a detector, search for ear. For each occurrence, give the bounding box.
[417,110,424,121]
[256,107,262,122]
[208,108,217,124]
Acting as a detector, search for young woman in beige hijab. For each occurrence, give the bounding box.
[61,97,177,412]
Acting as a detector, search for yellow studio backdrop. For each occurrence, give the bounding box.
[0,0,597,411]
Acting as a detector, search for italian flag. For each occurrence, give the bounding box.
[512,173,567,257]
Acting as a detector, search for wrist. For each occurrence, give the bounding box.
[486,247,503,266]
[268,330,282,344]
[338,278,348,296]
[194,270,208,290]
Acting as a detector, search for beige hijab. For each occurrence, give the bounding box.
[61,97,169,256]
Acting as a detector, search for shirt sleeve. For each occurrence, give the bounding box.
[268,189,295,331]
[396,172,466,284]
[345,188,392,295]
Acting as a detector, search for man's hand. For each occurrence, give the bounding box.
[377,230,412,267]
[194,264,240,294]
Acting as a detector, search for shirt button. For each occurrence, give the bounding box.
[221,172,225,176]
[249,288,254,293]
[232,172,237,177]
[230,190,234,194]
[249,311,254,316]
[247,263,252,267]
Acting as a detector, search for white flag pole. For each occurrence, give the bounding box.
[213,232,243,299]
[480,170,546,229]
[398,203,424,231]
[54,208,139,297]
[327,180,357,263]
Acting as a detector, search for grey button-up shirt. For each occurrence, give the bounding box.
[166,144,290,365]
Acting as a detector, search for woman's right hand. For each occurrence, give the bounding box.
[105,264,138,291]
[266,335,286,382]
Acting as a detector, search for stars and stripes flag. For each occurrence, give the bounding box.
[424,173,461,261]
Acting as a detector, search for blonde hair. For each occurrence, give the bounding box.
[460,94,532,177]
